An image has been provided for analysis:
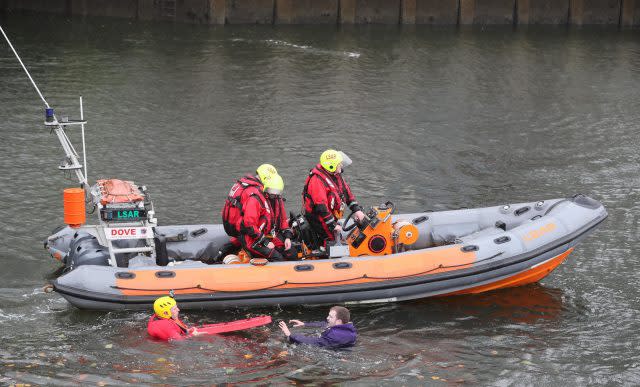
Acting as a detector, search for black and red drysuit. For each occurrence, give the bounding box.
[223,175,294,261]
[302,164,362,249]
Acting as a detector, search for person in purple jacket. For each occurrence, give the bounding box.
[278,306,357,349]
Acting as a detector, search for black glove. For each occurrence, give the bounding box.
[349,202,363,213]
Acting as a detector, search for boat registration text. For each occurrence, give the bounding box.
[105,226,152,240]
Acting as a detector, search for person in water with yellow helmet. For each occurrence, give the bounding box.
[302,150,365,250]
[218,164,295,262]
[147,296,273,340]
[147,296,200,341]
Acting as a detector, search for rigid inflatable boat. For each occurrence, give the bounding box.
[35,93,606,312]
[45,184,607,310]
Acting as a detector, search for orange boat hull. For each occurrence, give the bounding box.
[442,248,573,296]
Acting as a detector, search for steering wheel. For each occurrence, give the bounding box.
[342,210,358,232]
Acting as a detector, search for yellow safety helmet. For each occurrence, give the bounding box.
[262,174,284,196]
[153,296,176,319]
[320,150,352,173]
[256,163,278,183]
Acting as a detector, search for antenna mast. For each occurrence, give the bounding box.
[1,24,88,187]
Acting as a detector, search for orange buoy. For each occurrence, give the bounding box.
[63,188,86,228]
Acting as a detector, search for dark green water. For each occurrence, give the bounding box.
[1,13,639,385]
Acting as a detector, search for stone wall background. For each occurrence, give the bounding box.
[1,0,638,26]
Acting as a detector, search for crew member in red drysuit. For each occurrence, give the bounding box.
[238,174,295,261]
[302,149,365,249]
[217,164,294,262]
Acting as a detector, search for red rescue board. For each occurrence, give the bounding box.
[196,315,272,335]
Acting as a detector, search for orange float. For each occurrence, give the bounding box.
[63,188,85,228]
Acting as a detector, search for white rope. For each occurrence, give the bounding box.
[0,24,49,107]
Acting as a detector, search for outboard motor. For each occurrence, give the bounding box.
[66,231,109,270]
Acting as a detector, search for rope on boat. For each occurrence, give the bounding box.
[110,281,289,293]
[293,251,504,282]
[0,24,50,108]
[109,252,505,293]
[544,198,571,216]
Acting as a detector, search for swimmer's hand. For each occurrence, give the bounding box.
[278,321,291,337]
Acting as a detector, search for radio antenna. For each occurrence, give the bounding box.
[1,24,88,187]
[0,24,49,107]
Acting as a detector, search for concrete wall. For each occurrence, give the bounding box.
[137,0,229,23]
[72,0,137,18]
[177,0,217,23]
[415,0,459,24]
[2,0,70,14]
[339,0,355,23]
[461,0,515,25]
[275,0,337,24]
[353,0,401,24]
[570,0,620,25]
[1,0,639,26]
[225,0,274,24]
[518,0,570,24]
[622,0,640,26]
[338,0,402,24]
[401,0,416,24]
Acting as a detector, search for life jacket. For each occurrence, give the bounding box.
[303,165,350,219]
[96,179,144,205]
[221,175,263,237]
[239,190,275,240]
[269,196,292,238]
